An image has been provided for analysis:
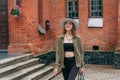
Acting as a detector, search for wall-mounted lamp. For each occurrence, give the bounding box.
[45,20,50,31]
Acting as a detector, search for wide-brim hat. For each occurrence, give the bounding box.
[60,18,79,30]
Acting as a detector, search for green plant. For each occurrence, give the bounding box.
[10,5,21,16]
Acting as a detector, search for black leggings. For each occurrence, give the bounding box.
[62,57,79,80]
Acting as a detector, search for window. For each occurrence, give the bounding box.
[67,0,78,19]
[92,46,99,50]
[90,0,102,18]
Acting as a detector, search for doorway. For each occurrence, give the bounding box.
[0,0,9,51]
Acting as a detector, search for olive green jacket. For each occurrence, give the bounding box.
[54,34,84,69]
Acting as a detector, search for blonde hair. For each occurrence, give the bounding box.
[63,22,76,36]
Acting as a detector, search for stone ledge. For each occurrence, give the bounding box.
[113,53,120,69]
[114,52,120,54]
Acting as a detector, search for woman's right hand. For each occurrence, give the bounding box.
[53,69,58,76]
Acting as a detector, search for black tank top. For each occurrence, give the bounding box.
[64,43,74,52]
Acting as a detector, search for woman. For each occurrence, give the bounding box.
[53,18,84,80]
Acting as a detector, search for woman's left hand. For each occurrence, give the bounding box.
[79,68,84,73]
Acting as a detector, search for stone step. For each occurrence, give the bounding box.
[21,66,53,80]
[40,70,61,80]
[0,64,45,80]
[39,72,54,80]
[0,54,33,68]
[0,58,39,78]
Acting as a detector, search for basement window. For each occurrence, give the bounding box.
[92,46,99,50]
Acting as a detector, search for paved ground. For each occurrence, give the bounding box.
[51,64,120,80]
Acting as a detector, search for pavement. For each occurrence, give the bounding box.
[51,64,120,80]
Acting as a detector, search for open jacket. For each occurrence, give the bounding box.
[54,34,84,69]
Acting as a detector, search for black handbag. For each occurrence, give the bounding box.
[78,72,85,80]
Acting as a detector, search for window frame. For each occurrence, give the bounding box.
[89,0,103,18]
[66,0,79,19]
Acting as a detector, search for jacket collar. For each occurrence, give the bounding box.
[59,34,77,39]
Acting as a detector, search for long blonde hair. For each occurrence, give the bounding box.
[63,22,76,36]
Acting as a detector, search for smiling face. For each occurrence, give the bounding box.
[64,21,73,31]
[63,21,76,35]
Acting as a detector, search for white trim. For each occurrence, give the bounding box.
[73,19,79,24]
[88,18,103,27]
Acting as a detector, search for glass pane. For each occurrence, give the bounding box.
[91,6,94,10]
[97,0,102,5]
[75,1,78,6]
[75,13,78,17]
[97,6,99,10]
[99,12,102,16]
[91,12,95,16]
[69,13,72,18]
[69,7,72,11]
[75,6,78,11]
[94,0,97,5]
[95,12,98,16]
[93,6,97,10]
[72,13,75,17]
[98,6,102,10]
[99,0,102,5]
[97,0,99,5]
[91,5,97,10]
[91,1,94,5]
[68,1,72,6]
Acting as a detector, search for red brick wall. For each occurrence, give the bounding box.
[45,0,118,50]
[39,0,118,50]
[38,0,66,39]
[8,0,40,54]
[8,0,57,54]
[115,0,120,52]
[78,0,118,50]
[8,0,119,54]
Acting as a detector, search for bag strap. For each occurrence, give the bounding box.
[78,72,85,80]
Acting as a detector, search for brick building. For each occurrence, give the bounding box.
[0,0,120,55]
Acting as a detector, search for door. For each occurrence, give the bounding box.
[0,0,8,49]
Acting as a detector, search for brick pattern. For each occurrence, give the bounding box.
[8,0,56,54]
[8,0,39,54]
[115,0,120,52]
[8,0,119,54]
[39,0,118,51]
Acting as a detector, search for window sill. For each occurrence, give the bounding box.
[88,18,103,27]
[73,19,79,24]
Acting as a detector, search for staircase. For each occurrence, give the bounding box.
[0,54,54,80]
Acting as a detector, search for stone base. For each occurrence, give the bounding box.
[35,51,56,65]
[84,50,114,65]
[113,52,120,69]
[36,50,114,66]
